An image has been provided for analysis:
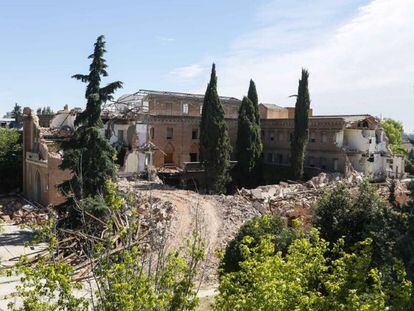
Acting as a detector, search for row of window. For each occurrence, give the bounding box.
[262,130,331,144]
[164,152,198,164]
[162,102,203,115]
[150,127,199,140]
[265,152,339,171]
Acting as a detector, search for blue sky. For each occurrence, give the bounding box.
[0,0,413,132]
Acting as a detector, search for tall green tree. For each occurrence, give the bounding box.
[11,103,22,122]
[235,96,262,187]
[37,106,54,116]
[59,35,122,200]
[247,79,260,126]
[291,69,310,180]
[199,64,232,194]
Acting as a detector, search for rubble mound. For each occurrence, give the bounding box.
[0,196,50,225]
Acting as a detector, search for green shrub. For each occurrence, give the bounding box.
[215,230,412,310]
[221,215,304,273]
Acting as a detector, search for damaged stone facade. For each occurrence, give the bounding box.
[105,90,241,171]
[22,106,76,206]
[22,90,405,205]
[261,115,405,180]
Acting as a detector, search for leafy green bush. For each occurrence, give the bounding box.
[7,257,88,311]
[215,230,412,310]
[314,180,414,291]
[0,128,22,193]
[11,181,204,310]
[314,181,398,266]
[221,215,305,273]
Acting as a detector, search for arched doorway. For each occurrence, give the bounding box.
[34,171,41,203]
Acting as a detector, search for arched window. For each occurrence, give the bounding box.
[164,143,175,165]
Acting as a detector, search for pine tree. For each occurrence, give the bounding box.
[247,79,260,126]
[59,35,122,200]
[199,64,232,194]
[236,96,262,187]
[291,69,310,180]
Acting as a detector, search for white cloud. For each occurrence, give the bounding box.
[156,36,175,43]
[170,64,206,80]
[177,0,414,132]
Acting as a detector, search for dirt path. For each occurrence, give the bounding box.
[143,189,222,284]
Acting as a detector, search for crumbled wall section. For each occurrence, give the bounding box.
[22,107,72,206]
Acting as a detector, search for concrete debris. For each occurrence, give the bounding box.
[238,171,366,226]
[1,171,409,287]
[0,196,50,225]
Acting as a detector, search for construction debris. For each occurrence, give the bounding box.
[0,196,50,225]
[1,170,411,285]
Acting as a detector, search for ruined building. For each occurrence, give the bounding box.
[22,106,77,205]
[261,113,404,179]
[22,90,404,205]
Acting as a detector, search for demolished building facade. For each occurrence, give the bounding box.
[261,114,404,180]
[22,90,405,205]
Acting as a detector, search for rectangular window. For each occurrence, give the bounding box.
[166,103,173,115]
[166,127,173,139]
[199,105,203,115]
[309,132,316,143]
[192,128,199,139]
[267,153,273,163]
[189,153,198,162]
[278,131,284,142]
[321,132,328,143]
[333,158,338,171]
[289,132,294,143]
[320,157,327,170]
[277,154,283,164]
[269,130,275,141]
[309,157,315,167]
[142,100,149,112]
[118,129,124,143]
[150,127,154,140]
[182,103,189,114]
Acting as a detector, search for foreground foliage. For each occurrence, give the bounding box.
[8,182,204,310]
[7,258,88,311]
[215,230,411,311]
[315,181,414,283]
[221,215,304,273]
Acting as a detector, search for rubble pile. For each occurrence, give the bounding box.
[237,171,366,225]
[212,194,262,249]
[19,189,176,280]
[0,196,50,225]
[379,178,411,205]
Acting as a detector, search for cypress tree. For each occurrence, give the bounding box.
[247,79,260,126]
[235,96,262,187]
[59,35,123,200]
[199,64,232,194]
[389,178,396,206]
[291,69,310,180]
